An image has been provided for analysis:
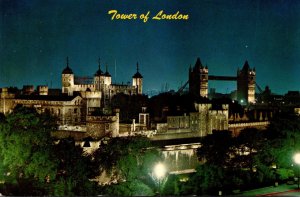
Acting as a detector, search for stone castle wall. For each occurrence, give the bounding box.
[86,113,119,139]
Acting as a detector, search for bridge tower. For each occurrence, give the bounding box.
[189,58,208,98]
[237,61,256,104]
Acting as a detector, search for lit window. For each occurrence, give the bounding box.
[105,124,110,131]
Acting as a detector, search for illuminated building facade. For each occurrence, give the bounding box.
[62,57,143,107]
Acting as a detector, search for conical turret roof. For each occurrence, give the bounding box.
[62,57,73,74]
[104,64,111,77]
[133,62,143,78]
[94,58,104,76]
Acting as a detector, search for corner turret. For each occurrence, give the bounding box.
[132,62,143,94]
[104,64,112,86]
[94,58,106,91]
[94,58,104,77]
[62,56,73,74]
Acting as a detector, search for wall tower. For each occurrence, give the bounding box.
[94,58,105,92]
[104,64,112,86]
[132,62,143,95]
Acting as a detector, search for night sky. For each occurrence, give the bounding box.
[1,0,299,95]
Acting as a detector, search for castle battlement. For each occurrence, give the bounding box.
[80,91,101,98]
[86,115,118,122]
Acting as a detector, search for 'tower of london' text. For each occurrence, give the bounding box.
[108,10,189,23]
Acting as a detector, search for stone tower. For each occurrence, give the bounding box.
[94,58,105,92]
[62,57,74,96]
[103,64,112,105]
[104,64,112,86]
[132,62,143,95]
[237,61,256,104]
[189,58,208,98]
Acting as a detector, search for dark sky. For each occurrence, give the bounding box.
[0,0,299,95]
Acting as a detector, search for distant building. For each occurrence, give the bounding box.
[0,57,272,142]
[285,91,300,104]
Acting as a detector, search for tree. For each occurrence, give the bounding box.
[105,179,154,196]
[254,112,300,183]
[195,128,275,193]
[231,128,276,189]
[197,130,235,167]
[266,111,300,140]
[233,128,264,170]
[161,174,181,196]
[93,136,161,196]
[0,106,101,195]
[50,137,99,196]
[188,164,226,195]
[0,106,58,195]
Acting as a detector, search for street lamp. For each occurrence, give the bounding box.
[293,153,300,189]
[153,162,167,195]
[154,163,167,179]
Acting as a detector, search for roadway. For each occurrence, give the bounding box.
[239,184,300,196]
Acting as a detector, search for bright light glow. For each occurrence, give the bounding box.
[154,163,167,179]
[240,99,244,103]
[294,153,300,164]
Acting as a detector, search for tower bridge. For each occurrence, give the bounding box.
[208,75,237,81]
[188,58,256,104]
